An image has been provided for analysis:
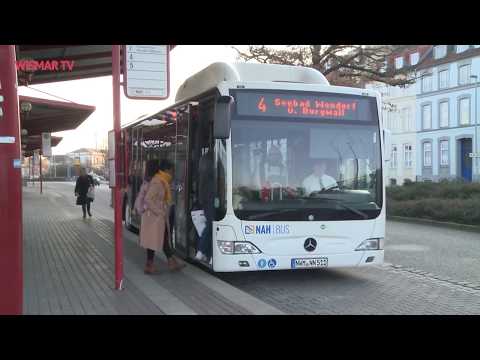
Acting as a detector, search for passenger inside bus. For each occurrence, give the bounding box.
[302,160,339,196]
[262,143,287,201]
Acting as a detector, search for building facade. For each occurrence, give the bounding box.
[366,45,431,185]
[66,148,106,176]
[415,45,480,183]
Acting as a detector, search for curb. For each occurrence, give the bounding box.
[119,223,285,315]
[388,215,480,233]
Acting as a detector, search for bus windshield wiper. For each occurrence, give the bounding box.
[320,198,369,219]
[301,197,369,219]
[247,208,300,220]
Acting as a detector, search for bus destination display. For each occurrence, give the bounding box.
[235,91,375,121]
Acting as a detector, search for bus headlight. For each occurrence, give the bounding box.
[355,238,384,251]
[217,241,261,254]
[234,242,261,254]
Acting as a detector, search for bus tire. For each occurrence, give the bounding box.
[124,199,134,232]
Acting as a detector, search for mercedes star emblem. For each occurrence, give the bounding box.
[304,238,317,252]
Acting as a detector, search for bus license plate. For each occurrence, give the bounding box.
[291,257,328,269]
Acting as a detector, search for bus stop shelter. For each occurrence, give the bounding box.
[19,95,96,187]
[0,45,175,314]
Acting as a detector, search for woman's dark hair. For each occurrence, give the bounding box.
[159,159,174,171]
[145,160,159,180]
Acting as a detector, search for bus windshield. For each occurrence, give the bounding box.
[231,90,382,221]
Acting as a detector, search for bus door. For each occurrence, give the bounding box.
[173,105,192,257]
[131,126,143,227]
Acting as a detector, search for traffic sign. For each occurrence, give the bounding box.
[41,132,51,157]
[123,45,170,100]
[469,153,480,158]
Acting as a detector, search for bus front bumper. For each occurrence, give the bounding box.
[212,250,384,272]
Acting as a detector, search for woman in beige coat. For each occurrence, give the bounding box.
[140,159,184,274]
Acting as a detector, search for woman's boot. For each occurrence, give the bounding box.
[168,257,185,271]
[144,260,157,274]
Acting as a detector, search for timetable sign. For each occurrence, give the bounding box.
[123,45,170,100]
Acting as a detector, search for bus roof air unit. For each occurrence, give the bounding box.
[175,62,329,103]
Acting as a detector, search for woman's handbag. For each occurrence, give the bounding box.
[87,186,95,200]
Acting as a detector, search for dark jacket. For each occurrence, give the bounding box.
[75,175,94,205]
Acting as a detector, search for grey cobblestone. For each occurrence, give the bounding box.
[219,264,480,315]
[23,184,281,315]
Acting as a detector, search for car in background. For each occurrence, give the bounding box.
[89,173,101,186]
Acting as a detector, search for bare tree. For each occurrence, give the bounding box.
[232,45,417,88]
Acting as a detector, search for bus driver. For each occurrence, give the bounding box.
[302,160,338,196]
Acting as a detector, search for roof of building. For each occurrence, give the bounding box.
[387,45,433,71]
[416,45,480,71]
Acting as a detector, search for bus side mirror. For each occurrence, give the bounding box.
[214,96,233,139]
[383,129,391,162]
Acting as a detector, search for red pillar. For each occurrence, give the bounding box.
[112,45,124,290]
[0,45,23,315]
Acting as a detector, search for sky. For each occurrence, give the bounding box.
[18,45,249,155]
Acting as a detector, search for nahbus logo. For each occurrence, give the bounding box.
[16,59,75,72]
[244,224,290,235]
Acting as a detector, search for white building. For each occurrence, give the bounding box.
[365,45,432,185]
[415,45,480,183]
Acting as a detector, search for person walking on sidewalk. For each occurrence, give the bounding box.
[140,159,184,274]
[75,167,95,219]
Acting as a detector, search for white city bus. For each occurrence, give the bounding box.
[121,62,387,272]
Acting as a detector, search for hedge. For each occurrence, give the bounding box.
[386,181,480,225]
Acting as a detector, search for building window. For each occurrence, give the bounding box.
[422,104,432,130]
[459,97,471,125]
[423,142,432,167]
[434,45,447,59]
[391,145,398,169]
[439,69,449,89]
[404,144,413,168]
[395,56,404,69]
[456,45,469,53]
[408,108,414,131]
[400,108,407,132]
[422,74,432,92]
[410,52,419,66]
[390,178,397,186]
[458,64,471,85]
[440,140,449,166]
[439,101,449,127]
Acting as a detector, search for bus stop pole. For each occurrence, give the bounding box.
[112,45,124,290]
[0,45,23,314]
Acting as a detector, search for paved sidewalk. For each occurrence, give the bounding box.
[22,186,283,315]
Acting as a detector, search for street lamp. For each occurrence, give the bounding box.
[471,75,478,182]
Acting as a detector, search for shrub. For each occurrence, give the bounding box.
[386,180,480,225]
[386,180,480,201]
